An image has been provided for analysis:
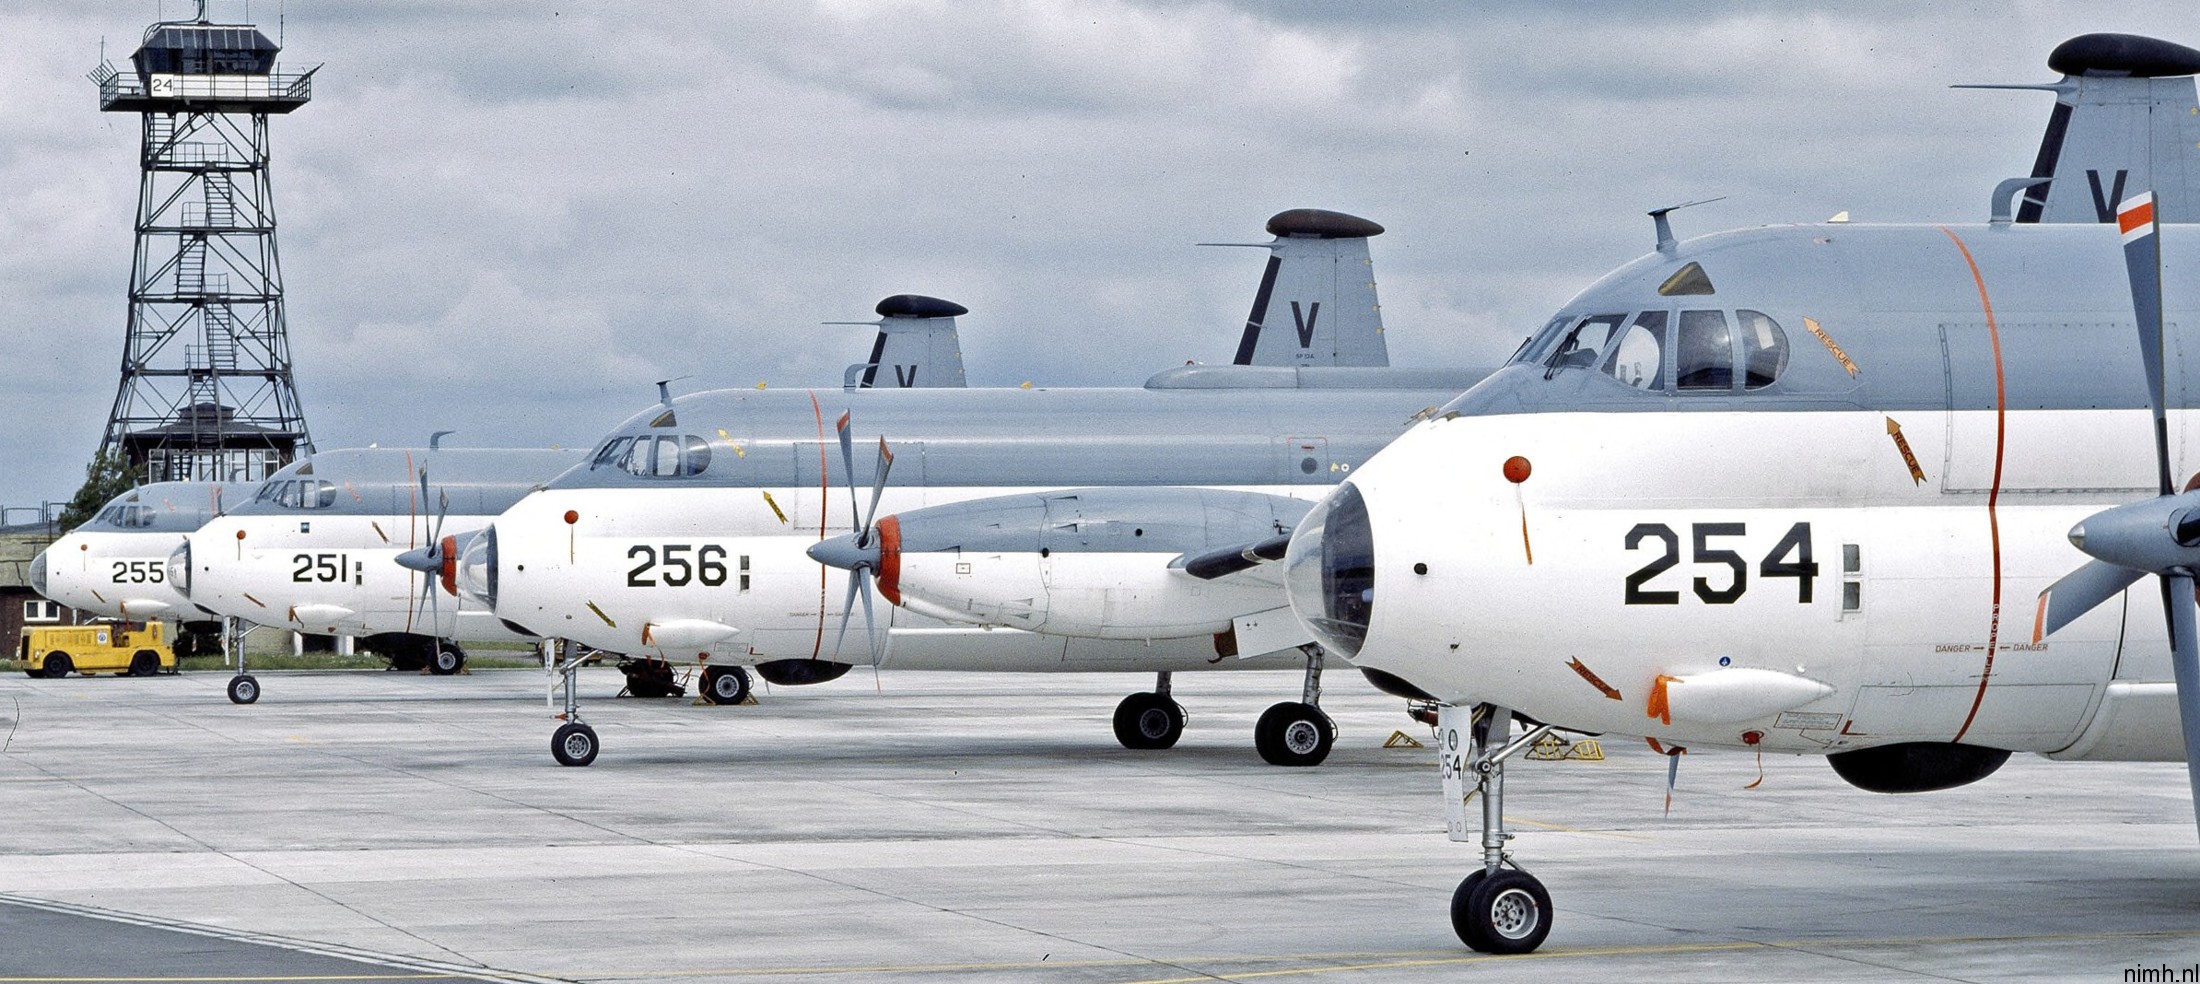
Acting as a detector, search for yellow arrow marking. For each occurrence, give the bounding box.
[586,601,616,628]
[1886,416,1926,484]
[761,490,789,525]
[1804,316,1859,377]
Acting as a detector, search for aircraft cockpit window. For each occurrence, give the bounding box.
[1675,310,1734,390]
[1601,311,1667,390]
[590,437,633,471]
[1737,310,1789,389]
[254,479,336,509]
[622,435,711,478]
[1540,314,1627,375]
[1512,316,1574,365]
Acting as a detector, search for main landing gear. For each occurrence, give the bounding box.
[1111,646,1340,765]
[1442,704,1555,955]
[700,664,752,705]
[1114,671,1186,749]
[1254,645,1336,767]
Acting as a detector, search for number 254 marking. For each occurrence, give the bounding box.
[1623,522,1816,605]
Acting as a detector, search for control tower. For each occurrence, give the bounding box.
[87,2,316,484]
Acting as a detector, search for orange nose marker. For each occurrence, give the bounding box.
[1503,456,1531,484]
[1503,457,1534,564]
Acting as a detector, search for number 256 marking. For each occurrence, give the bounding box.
[1623,521,1816,605]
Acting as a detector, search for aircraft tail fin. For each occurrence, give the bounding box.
[1968,34,2200,224]
[840,295,969,389]
[1222,209,1389,367]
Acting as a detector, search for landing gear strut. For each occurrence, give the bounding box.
[1440,704,1555,954]
[1255,644,1336,766]
[1113,671,1186,749]
[224,617,258,705]
[548,639,599,766]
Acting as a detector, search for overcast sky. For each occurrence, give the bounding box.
[1,1,2191,512]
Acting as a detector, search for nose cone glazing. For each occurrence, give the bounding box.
[29,550,47,597]
[458,525,498,609]
[1283,481,1375,660]
[166,541,192,598]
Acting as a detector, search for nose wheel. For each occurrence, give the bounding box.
[1438,704,1556,954]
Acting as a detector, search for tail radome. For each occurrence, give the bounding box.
[1966,34,2200,224]
[1221,209,1389,368]
[839,295,969,389]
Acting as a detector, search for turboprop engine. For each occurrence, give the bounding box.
[809,487,1312,641]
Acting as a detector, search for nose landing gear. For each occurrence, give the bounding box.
[1439,704,1555,954]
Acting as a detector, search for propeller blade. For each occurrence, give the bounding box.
[2119,192,2172,497]
[836,412,861,536]
[861,437,896,541]
[858,567,880,662]
[2033,560,2145,643]
[2161,573,2200,842]
[831,570,860,658]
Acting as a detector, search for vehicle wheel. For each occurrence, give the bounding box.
[43,653,72,679]
[552,722,599,767]
[227,674,260,705]
[1453,868,1551,955]
[1112,692,1185,750]
[701,665,752,705]
[1254,701,1335,766]
[427,642,465,676]
[129,651,160,677]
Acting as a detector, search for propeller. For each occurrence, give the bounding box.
[2035,190,2200,841]
[395,468,457,638]
[805,412,895,660]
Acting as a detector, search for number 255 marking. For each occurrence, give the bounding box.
[1624,522,1816,605]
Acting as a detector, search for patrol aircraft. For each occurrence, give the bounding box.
[170,444,583,703]
[460,209,1490,767]
[1251,33,2200,955]
[34,481,255,658]
[163,298,975,704]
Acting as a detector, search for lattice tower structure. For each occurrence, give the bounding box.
[89,13,316,483]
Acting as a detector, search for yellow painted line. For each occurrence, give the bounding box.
[1503,816,1653,841]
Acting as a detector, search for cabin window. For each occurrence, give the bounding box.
[1737,310,1789,390]
[1675,310,1733,390]
[1601,311,1667,390]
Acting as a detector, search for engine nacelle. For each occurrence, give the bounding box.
[1826,742,2013,793]
[880,488,1313,641]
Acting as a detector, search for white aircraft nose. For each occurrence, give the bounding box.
[28,549,48,597]
[1282,481,1375,661]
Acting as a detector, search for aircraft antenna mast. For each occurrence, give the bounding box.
[86,5,316,484]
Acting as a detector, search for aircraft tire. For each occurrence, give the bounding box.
[1254,701,1335,767]
[552,722,599,767]
[129,651,161,677]
[43,653,72,679]
[1449,870,1492,951]
[701,666,752,705]
[1112,692,1185,750]
[227,674,260,705]
[427,642,465,676]
[1453,868,1550,955]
